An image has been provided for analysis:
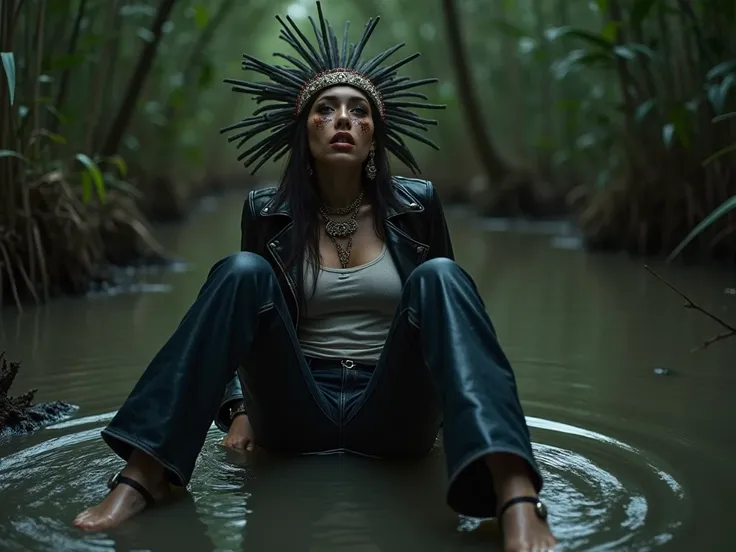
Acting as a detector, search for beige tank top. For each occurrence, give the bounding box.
[298,245,403,364]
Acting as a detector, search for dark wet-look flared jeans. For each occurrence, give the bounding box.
[102,252,542,518]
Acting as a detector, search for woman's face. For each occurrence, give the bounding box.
[306,85,375,168]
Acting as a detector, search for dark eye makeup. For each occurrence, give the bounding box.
[315,99,370,117]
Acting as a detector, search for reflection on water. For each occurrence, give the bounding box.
[1,192,734,551]
[0,413,686,551]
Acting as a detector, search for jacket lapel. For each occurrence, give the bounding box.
[257,180,429,327]
[385,182,429,283]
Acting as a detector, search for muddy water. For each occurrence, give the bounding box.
[1,191,734,551]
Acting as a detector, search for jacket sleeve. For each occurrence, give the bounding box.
[214,192,258,432]
[426,181,455,261]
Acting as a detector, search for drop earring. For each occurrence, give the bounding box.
[365,150,376,180]
[306,163,313,176]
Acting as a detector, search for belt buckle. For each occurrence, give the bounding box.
[341,359,355,370]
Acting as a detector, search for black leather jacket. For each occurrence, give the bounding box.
[215,176,455,430]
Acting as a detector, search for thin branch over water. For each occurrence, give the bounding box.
[644,265,736,351]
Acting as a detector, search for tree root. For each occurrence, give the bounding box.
[645,265,736,351]
[0,352,77,436]
[574,175,736,261]
[0,170,170,309]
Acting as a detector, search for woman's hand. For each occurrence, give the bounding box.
[220,414,255,451]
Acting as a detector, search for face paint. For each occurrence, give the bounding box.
[311,115,330,131]
[356,119,372,135]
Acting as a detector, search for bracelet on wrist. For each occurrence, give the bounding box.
[229,401,246,421]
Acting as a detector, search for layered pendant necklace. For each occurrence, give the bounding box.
[318,191,364,268]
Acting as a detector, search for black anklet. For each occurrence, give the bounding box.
[107,471,156,507]
[498,496,548,521]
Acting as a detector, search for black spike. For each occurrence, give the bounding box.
[385,134,420,174]
[347,17,380,67]
[359,43,405,74]
[384,100,446,110]
[389,124,440,150]
[380,77,439,94]
[328,21,340,68]
[277,18,321,71]
[248,138,291,173]
[283,15,323,70]
[238,125,292,159]
[391,107,438,125]
[382,91,429,101]
[386,114,430,131]
[340,21,350,66]
[371,53,421,82]
[253,104,292,116]
[272,52,312,75]
[306,16,328,66]
[316,2,333,65]
[222,4,442,174]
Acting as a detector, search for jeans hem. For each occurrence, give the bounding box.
[101,426,189,487]
[446,444,542,519]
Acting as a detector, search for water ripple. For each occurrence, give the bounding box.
[0,415,686,551]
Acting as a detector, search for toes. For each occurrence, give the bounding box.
[73,510,92,525]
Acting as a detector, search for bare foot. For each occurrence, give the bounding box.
[73,476,170,532]
[484,453,560,552]
[73,451,171,532]
[500,501,558,552]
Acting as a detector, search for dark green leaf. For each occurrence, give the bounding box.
[706,59,736,81]
[137,28,156,43]
[613,46,636,60]
[0,149,29,163]
[81,170,92,204]
[552,49,613,79]
[719,74,736,112]
[600,21,620,43]
[33,129,67,144]
[75,153,107,204]
[635,99,656,122]
[107,178,143,198]
[702,143,736,166]
[104,154,128,177]
[544,26,614,50]
[667,195,736,261]
[1,52,16,105]
[614,43,657,60]
[713,112,736,123]
[662,123,675,148]
[45,104,68,124]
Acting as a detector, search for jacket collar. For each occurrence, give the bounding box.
[258,178,424,219]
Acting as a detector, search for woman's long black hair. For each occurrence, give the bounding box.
[273,101,399,311]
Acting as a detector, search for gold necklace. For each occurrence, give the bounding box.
[318,191,364,268]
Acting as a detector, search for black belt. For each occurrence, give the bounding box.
[307,357,376,373]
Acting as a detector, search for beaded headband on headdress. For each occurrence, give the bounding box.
[219,1,445,175]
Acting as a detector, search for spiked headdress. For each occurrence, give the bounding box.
[220,2,445,175]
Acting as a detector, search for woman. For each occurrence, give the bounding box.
[74,4,558,551]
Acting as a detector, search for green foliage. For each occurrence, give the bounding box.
[483,0,735,258]
[668,195,736,262]
[1,52,16,105]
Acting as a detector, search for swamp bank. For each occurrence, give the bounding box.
[0,352,76,436]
